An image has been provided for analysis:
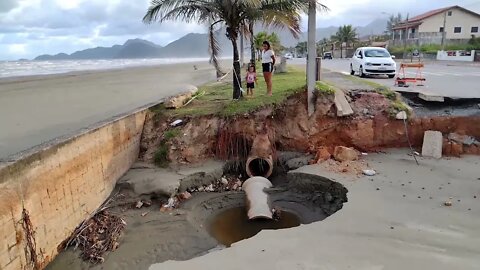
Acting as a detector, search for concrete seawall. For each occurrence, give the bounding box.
[0,105,153,269]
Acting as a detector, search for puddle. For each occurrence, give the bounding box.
[208,206,300,247]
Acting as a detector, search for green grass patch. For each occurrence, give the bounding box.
[316,81,335,95]
[388,100,412,118]
[164,128,180,140]
[166,66,306,117]
[153,143,169,168]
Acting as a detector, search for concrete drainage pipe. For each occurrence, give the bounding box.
[242,176,273,220]
[245,134,274,178]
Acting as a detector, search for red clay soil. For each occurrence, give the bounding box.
[139,91,480,164]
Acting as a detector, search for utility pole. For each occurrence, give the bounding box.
[441,10,447,50]
[307,0,317,116]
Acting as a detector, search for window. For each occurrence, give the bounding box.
[448,11,452,16]
[439,27,444,33]
[454,27,462,33]
[472,27,479,33]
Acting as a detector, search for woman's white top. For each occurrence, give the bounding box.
[262,49,275,63]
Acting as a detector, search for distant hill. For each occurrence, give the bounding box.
[33,19,388,60]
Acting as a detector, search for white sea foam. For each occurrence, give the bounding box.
[0,58,209,78]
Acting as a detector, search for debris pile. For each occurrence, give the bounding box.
[63,210,126,264]
[186,175,243,193]
[160,175,243,211]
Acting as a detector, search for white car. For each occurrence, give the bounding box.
[284,53,293,59]
[350,47,396,78]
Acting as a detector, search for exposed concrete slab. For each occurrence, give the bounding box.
[421,130,443,159]
[334,88,354,117]
[419,93,445,102]
[118,160,225,196]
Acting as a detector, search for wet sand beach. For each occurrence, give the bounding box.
[0,61,219,160]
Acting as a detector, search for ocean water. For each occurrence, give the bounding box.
[0,58,209,79]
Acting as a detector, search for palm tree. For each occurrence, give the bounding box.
[295,41,307,56]
[333,24,357,58]
[254,32,280,61]
[244,0,308,64]
[144,0,313,100]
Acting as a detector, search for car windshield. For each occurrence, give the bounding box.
[364,49,390,58]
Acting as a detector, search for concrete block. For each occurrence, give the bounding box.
[422,131,443,159]
[418,93,444,102]
[334,89,354,117]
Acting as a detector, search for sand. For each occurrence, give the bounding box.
[46,157,347,270]
[0,61,222,160]
[149,150,480,270]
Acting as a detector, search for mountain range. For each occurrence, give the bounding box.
[34,18,387,61]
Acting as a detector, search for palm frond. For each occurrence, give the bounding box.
[208,21,223,77]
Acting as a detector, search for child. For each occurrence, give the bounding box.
[245,65,257,97]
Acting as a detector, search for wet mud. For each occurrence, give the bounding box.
[47,171,347,270]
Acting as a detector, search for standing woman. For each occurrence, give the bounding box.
[261,41,275,96]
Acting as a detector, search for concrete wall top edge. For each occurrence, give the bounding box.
[0,99,164,180]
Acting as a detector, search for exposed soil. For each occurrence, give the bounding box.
[47,167,347,270]
[140,90,480,165]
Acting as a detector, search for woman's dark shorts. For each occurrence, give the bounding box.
[262,63,273,73]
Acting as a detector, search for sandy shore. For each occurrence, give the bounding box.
[150,150,480,270]
[0,61,223,160]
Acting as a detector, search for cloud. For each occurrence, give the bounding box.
[0,0,18,13]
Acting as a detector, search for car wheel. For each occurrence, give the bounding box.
[388,74,395,79]
[359,66,366,78]
[350,65,355,75]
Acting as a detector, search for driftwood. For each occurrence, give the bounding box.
[61,193,126,264]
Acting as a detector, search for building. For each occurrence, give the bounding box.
[391,5,480,46]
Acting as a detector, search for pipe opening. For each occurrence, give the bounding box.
[247,158,272,177]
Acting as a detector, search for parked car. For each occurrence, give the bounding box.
[350,47,396,78]
[323,52,333,59]
[284,53,293,59]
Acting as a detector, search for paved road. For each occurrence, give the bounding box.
[291,58,480,99]
[0,62,218,160]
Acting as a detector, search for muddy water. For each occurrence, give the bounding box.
[208,207,300,247]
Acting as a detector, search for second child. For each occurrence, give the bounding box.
[245,65,257,97]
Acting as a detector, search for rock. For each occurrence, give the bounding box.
[447,133,478,146]
[135,201,144,209]
[220,177,228,185]
[362,108,369,115]
[450,142,464,157]
[178,191,192,200]
[362,169,376,176]
[421,131,443,159]
[444,198,453,207]
[333,146,359,162]
[286,155,313,170]
[396,111,407,120]
[205,184,215,192]
[315,147,332,163]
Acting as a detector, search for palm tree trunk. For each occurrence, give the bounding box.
[231,38,242,100]
[340,43,343,58]
[249,22,255,64]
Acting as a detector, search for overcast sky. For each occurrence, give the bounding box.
[0,0,479,60]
